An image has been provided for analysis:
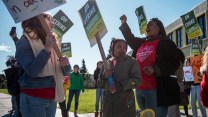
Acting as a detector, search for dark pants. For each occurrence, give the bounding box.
[183,88,190,116]
[15,94,22,117]
[59,100,68,117]
[66,90,80,111]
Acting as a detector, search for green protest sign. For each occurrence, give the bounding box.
[61,42,72,57]
[53,10,73,40]
[79,0,108,47]
[181,11,202,39]
[191,39,202,55]
[135,6,147,35]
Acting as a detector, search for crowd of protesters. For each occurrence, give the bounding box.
[3,11,208,117]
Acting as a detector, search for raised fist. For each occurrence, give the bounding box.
[120,15,127,24]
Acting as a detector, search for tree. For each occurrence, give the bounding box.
[80,59,88,74]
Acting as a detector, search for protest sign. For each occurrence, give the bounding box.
[135,6,147,35]
[183,66,194,82]
[79,0,107,47]
[191,39,202,55]
[181,11,202,39]
[3,0,66,23]
[61,42,72,57]
[181,11,203,54]
[53,10,73,39]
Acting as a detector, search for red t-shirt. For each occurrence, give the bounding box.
[136,38,160,90]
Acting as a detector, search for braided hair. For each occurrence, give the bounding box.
[109,38,127,56]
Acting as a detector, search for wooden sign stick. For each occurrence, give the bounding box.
[38,14,62,58]
[95,32,110,70]
[195,37,203,55]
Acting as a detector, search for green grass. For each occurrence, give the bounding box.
[65,89,96,113]
[0,89,9,94]
[0,89,195,113]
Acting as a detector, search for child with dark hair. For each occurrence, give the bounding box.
[97,38,141,117]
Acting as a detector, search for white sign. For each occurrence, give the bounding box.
[3,0,66,23]
[183,66,194,82]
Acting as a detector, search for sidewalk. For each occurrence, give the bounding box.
[0,93,93,117]
[1,93,208,117]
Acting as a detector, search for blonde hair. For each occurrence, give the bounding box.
[202,46,208,68]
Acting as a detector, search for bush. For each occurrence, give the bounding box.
[0,76,7,89]
[83,74,95,89]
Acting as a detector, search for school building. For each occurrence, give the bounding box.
[165,0,208,57]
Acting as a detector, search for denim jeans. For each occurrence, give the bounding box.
[12,96,18,117]
[20,93,57,117]
[136,89,168,117]
[67,90,80,111]
[95,88,103,112]
[190,85,207,117]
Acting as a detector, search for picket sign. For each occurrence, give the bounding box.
[3,0,66,23]
[79,0,109,69]
[3,0,66,58]
[180,11,203,55]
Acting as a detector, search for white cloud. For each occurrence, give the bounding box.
[0,43,12,52]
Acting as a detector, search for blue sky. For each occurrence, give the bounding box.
[0,0,204,74]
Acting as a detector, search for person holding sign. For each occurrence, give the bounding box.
[97,38,141,117]
[15,13,70,117]
[190,55,207,117]
[119,15,180,117]
[8,27,22,117]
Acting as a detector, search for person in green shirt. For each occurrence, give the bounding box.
[66,65,84,117]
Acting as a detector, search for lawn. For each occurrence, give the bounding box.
[0,89,9,94]
[0,89,192,114]
[65,89,96,113]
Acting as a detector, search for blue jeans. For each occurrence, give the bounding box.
[20,93,57,117]
[11,96,18,117]
[95,88,103,112]
[190,85,207,117]
[136,89,168,117]
[67,90,80,111]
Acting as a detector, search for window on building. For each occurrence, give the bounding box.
[197,14,206,39]
[168,33,173,41]
[176,28,182,48]
[186,34,191,45]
